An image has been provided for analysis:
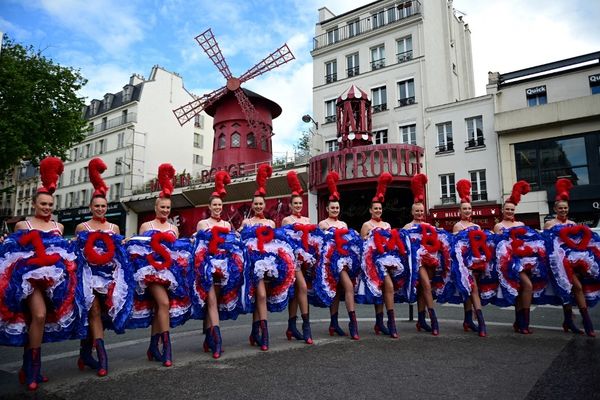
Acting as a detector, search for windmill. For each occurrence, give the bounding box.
[173,28,295,134]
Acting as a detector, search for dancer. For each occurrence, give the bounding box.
[451,179,491,337]
[280,171,322,344]
[127,164,192,366]
[0,157,80,390]
[74,158,133,376]
[192,171,245,358]
[317,171,362,340]
[240,164,295,351]
[544,178,597,337]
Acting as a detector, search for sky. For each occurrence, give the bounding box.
[1,0,599,159]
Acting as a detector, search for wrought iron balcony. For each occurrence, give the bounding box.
[313,1,422,51]
[465,137,485,149]
[441,196,456,205]
[372,103,388,113]
[398,96,416,107]
[371,58,386,71]
[347,66,360,77]
[435,142,454,154]
[88,113,137,135]
[396,50,413,63]
[471,192,488,202]
[325,73,338,84]
[324,115,337,124]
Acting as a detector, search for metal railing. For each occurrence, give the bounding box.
[465,137,485,149]
[471,192,488,201]
[372,104,387,113]
[313,1,421,50]
[396,50,413,63]
[398,96,416,107]
[371,58,386,70]
[88,113,137,135]
[435,142,454,153]
[325,73,338,83]
[324,115,337,124]
[441,196,456,204]
[347,66,360,77]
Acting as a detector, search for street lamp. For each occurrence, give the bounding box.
[302,114,318,129]
[301,114,321,154]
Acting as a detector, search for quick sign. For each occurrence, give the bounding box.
[526,85,546,96]
[589,74,600,86]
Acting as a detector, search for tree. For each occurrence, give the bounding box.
[294,130,310,158]
[0,35,88,173]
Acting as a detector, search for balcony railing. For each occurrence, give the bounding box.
[372,103,387,113]
[396,50,413,63]
[441,196,456,205]
[325,73,338,84]
[88,113,137,135]
[435,142,454,154]
[371,58,386,70]
[398,96,416,107]
[324,115,337,124]
[347,66,360,77]
[313,1,421,50]
[471,192,488,202]
[465,137,485,149]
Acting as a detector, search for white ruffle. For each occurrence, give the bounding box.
[254,256,279,279]
[82,265,95,311]
[21,266,65,301]
[46,246,77,262]
[0,251,33,275]
[334,256,353,274]
[208,258,230,285]
[454,240,474,296]
[109,260,129,319]
[376,254,404,275]
[133,266,178,294]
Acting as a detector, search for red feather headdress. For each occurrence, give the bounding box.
[286,171,303,197]
[372,172,393,203]
[37,157,64,195]
[555,178,573,202]
[326,171,340,201]
[254,164,273,197]
[158,163,175,198]
[212,171,231,198]
[89,158,108,198]
[507,180,531,206]
[410,173,428,204]
[456,179,471,204]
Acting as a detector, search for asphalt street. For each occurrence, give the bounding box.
[1,304,598,400]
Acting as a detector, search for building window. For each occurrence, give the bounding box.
[398,1,415,18]
[114,183,122,201]
[261,138,268,151]
[515,135,589,191]
[85,143,92,158]
[347,19,359,37]
[326,139,339,152]
[397,79,415,106]
[231,132,241,148]
[465,116,484,148]
[325,99,337,124]
[218,133,226,149]
[470,170,487,201]
[101,117,107,131]
[115,157,123,175]
[117,132,124,149]
[396,36,412,63]
[371,9,385,29]
[82,166,89,182]
[81,189,88,206]
[325,60,337,84]
[399,124,416,145]
[526,85,547,107]
[193,154,203,165]
[346,53,359,77]
[69,169,76,185]
[193,133,202,148]
[370,45,385,70]
[436,122,453,153]
[54,194,61,210]
[247,133,256,148]
[387,6,397,23]
[371,86,387,113]
[121,109,128,124]
[96,139,105,154]
[589,73,600,95]
[374,129,388,144]
[70,148,78,161]
[440,173,456,204]
[194,114,204,128]
[326,28,339,45]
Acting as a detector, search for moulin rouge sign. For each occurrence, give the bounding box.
[149,163,247,191]
[309,143,424,188]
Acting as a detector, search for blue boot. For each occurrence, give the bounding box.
[463,309,479,332]
[95,338,108,376]
[249,320,262,346]
[580,307,596,337]
[416,310,432,332]
[329,312,347,336]
[161,331,172,367]
[348,311,359,340]
[374,312,390,335]
[211,326,222,359]
[78,338,99,371]
[387,309,398,339]
[285,316,303,340]
[475,309,487,337]
[301,313,313,344]
[428,308,439,336]
[19,348,42,391]
[562,306,583,334]
[260,320,269,351]
[147,333,162,362]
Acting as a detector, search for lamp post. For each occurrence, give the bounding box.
[301,114,321,155]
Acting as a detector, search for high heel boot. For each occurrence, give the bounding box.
[416,310,432,332]
[77,338,99,371]
[374,312,390,335]
[20,348,42,391]
[463,309,479,332]
[428,308,439,336]
[286,316,303,340]
[387,309,398,338]
[161,331,172,367]
[301,313,313,344]
[348,311,359,340]
[329,312,347,336]
[260,320,269,351]
[249,320,261,346]
[147,333,162,362]
[475,309,487,337]
[211,326,222,359]
[95,338,108,376]
[580,307,596,337]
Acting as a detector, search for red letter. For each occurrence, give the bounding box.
[19,231,61,266]
[294,224,317,251]
[468,230,491,260]
[558,225,592,251]
[510,227,533,258]
[147,232,176,270]
[84,232,115,265]
[421,224,441,253]
[209,226,230,255]
[334,228,349,256]
[387,229,407,256]
[256,226,275,253]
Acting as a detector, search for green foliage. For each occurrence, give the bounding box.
[0,35,88,172]
[295,130,310,157]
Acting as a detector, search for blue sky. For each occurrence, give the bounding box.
[2,0,599,157]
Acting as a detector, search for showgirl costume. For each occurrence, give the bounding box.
[0,157,82,391]
[544,178,598,336]
[74,158,134,376]
[191,172,244,321]
[242,164,295,350]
